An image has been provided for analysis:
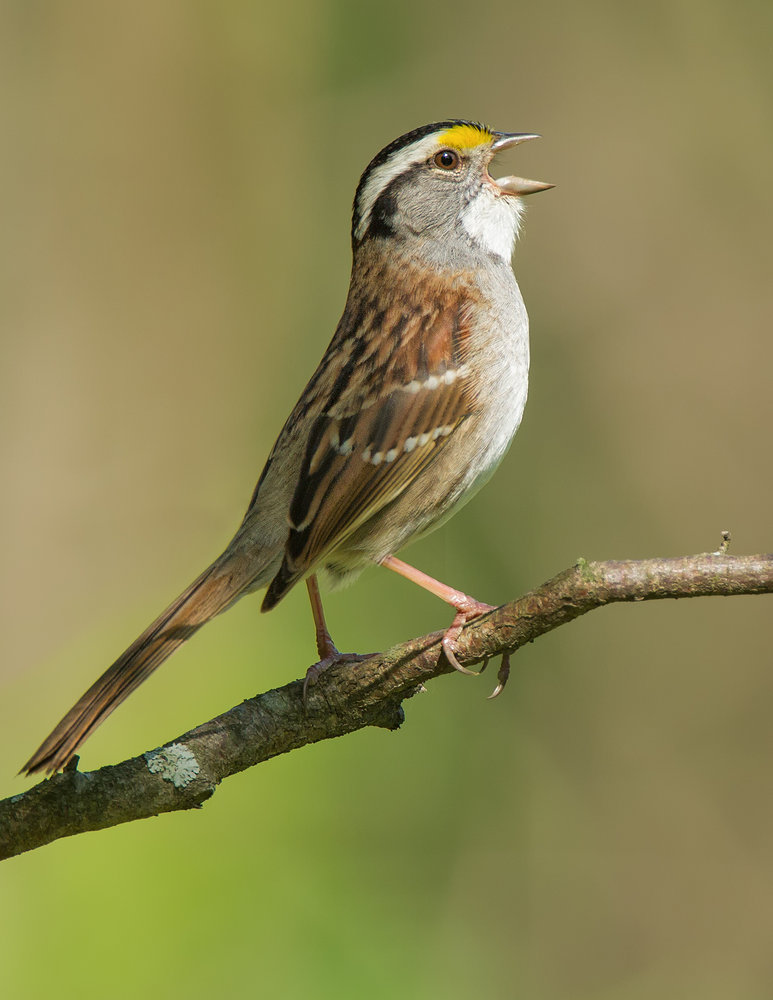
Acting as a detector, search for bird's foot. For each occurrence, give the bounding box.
[440,599,496,675]
[440,600,511,698]
[304,631,371,704]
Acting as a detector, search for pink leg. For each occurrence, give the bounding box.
[306,573,339,661]
[380,555,496,678]
[304,575,370,702]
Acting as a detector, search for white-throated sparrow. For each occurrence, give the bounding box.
[23,120,552,775]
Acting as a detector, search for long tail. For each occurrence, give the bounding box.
[21,554,258,776]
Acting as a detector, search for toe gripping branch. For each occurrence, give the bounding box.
[440,607,511,699]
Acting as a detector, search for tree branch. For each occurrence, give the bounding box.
[2,551,771,861]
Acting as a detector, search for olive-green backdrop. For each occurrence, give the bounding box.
[2,2,772,997]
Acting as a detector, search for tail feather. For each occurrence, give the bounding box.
[261,558,297,612]
[22,556,256,776]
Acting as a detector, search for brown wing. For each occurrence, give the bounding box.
[262,283,478,609]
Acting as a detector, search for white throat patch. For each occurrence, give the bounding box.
[460,187,523,261]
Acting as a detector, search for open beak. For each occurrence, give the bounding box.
[490,132,554,196]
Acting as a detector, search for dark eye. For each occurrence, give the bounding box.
[433,149,460,170]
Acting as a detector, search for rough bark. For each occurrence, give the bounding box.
[2,550,771,861]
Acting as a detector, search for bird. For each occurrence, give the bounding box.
[22,119,552,776]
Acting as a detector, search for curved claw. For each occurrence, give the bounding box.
[487,653,511,699]
[440,603,496,676]
[442,635,482,675]
[302,659,329,705]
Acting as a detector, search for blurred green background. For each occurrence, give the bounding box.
[2,1,772,997]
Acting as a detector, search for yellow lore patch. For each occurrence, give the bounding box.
[436,123,493,149]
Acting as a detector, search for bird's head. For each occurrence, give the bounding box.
[352,120,553,262]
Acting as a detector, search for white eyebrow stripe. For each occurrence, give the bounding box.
[354,134,442,241]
